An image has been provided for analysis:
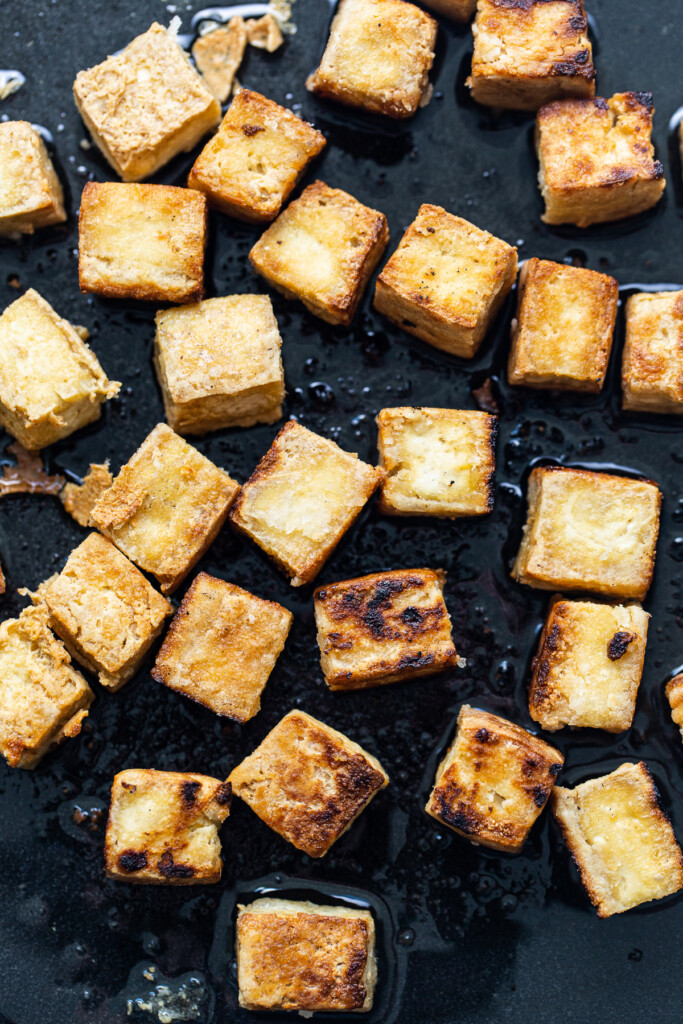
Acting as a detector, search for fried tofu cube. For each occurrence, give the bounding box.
[104,768,232,884]
[229,709,388,857]
[187,89,326,223]
[78,181,208,304]
[0,605,93,769]
[420,0,475,23]
[236,898,377,1012]
[666,674,683,741]
[512,466,661,601]
[552,762,683,917]
[249,181,388,326]
[0,121,66,236]
[536,92,666,227]
[73,22,221,182]
[622,290,683,414]
[0,288,119,450]
[425,704,563,852]
[90,423,240,593]
[374,204,517,358]
[154,295,285,435]
[230,420,383,587]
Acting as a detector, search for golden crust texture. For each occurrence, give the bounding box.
[191,18,247,103]
[420,0,475,22]
[622,290,683,414]
[0,121,66,236]
[665,673,683,740]
[60,463,113,527]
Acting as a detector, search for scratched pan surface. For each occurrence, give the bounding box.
[1,1,683,1022]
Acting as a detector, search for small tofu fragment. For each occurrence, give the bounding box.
[420,0,475,23]
[0,121,66,236]
[245,14,284,52]
[622,290,683,414]
[552,762,683,917]
[60,462,113,527]
[666,674,683,741]
[192,18,247,103]
[374,204,517,358]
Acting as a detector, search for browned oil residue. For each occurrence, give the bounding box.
[472,377,500,415]
[0,443,65,496]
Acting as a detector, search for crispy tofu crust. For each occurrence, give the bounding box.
[666,674,683,740]
[512,466,661,601]
[60,462,113,527]
[425,705,563,852]
[0,121,66,236]
[104,768,232,884]
[552,762,683,917]
[420,0,475,22]
[622,290,683,414]
[191,18,247,103]
[229,709,389,857]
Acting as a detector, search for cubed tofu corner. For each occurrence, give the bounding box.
[622,290,683,414]
[0,121,67,236]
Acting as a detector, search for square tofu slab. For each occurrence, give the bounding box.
[229,709,389,857]
[236,898,377,1012]
[249,181,389,326]
[230,421,383,586]
[512,466,661,601]
[622,290,683,414]
[90,423,240,593]
[666,674,683,741]
[528,596,649,732]
[73,22,220,182]
[154,295,285,435]
[78,182,208,304]
[104,768,232,884]
[187,89,326,223]
[374,205,517,358]
[0,121,66,236]
[552,762,683,917]
[425,704,563,852]
[536,92,665,227]
[0,605,93,769]
[508,259,618,392]
[0,288,119,450]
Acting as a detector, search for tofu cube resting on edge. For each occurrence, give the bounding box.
[0,121,66,236]
[552,762,683,917]
[622,290,683,414]
[665,674,683,742]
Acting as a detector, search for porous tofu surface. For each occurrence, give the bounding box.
[374,204,517,358]
[73,22,221,182]
[552,762,683,917]
[666,674,683,740]
[420,0,475,22]
[229,709,389,857]
[376,407,497,516]
[90,423,240,593]
[152,572,293,722]
[314,568,459,690]
[78,181,208,304]
[425,704,564,852]
[0,605,93,769]
[249,181,389,326]
[508,259,618,392]
[104,768,232,884]
[230,420,383,586]
[622,290,683,414]
[528,597,649,732]
[0,121,66,235]
[306,0,437,119]
[236,898,377,1012]
[512,466,661,600]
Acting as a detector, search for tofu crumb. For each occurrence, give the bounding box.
[192,18,247,103]
[60,462,113,527]
[0,71,25,101]
[246,14,284,52]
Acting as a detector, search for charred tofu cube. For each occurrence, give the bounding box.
[230,420,384,587]
[622,290,683,414]
[90,423,240,594]
[374,204,517,358]
[229,709,388,857]
[552,762,683,917]
[104,768,232,884]
[425,704,563,852]
[0,121,66,236]
[236,898,377,1012]
[187,89,326,223]
[508,259,618,392]
[0,288,119,450]
[420,0,475,22]
[512,466,661,601]
[78,181,208,304]
[249,181,389,326]
[154,294,285,435]
[73,22,220,182]
[666,674,683,741]
[536,92,666,227]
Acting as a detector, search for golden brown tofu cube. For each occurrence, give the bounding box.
[512,466,661,601]
[528,596,649,732]
[377,407,497,517]
[622,290,683,414]
[236,898,377,1012]
[0,289,119,450]
[666,674,683,741]
[90,423,240,594]
[78,181,208,304]
[104,768,232,884]
[0,121,66,236]
[552,762,683,917]
[60,462,113,527]
[536,92,666,227]
[73,22,221,182]
[425,704,563,852]
[229,709,388,857]
[191,18,247,103]
[188,89,326,223]
[374,204,517,358]
[154,295,285,435]
[0,605,93,769]
[420,0,475,22]
[230,420,384,587]
[249,181,389,326]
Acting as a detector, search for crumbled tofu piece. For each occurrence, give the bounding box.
[246,14,284,52]
[0,121,66,236]
[622,290,683,414]
[666,674,683,741]
[60,462,113,527]
[420,0,475,22]
[191,18,247,103]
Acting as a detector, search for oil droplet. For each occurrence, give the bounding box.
[397,928,415,946]
[628,948,643,963]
